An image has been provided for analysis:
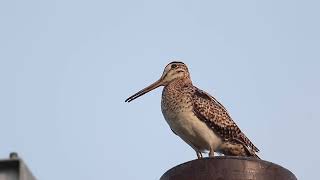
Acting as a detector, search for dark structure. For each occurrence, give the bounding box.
[160,156,296,180]
[0,153,36,180]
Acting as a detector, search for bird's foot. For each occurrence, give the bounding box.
[209,151,215,158]
[196,152,203,159]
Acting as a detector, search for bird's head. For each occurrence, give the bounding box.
[160,61,190,85]
[125,61,190,102]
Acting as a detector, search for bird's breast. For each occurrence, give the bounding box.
[162,107,222,152]
[161,86,193,117]
[161,87,222,152]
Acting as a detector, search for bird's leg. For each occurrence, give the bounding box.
[196,152,203,159]
[209,150,215,158]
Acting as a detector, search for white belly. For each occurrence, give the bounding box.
[163,110,222,153]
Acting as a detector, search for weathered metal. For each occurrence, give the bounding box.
[160,156,296,180]
[0,153,36,180]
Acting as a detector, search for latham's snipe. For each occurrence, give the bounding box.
[126,61,260,159]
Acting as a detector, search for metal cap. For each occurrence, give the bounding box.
[160,156,296,180]
[9,152,19,159]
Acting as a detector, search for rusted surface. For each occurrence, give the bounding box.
[160,156,296,180]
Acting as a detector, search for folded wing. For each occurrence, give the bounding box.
[192,88,259,153]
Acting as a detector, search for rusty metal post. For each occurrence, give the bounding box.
[160,156,296,180]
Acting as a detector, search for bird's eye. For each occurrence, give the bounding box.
[171,64,177,68]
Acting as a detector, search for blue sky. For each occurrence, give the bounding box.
[0,0,319,179]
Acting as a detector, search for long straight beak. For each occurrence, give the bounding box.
[125,79,163,102]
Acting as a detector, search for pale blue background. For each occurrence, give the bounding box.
[0,0,319,179]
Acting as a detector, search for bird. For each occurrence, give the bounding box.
[125,61,260,159]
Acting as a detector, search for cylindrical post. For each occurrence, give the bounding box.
[160,156,296,180]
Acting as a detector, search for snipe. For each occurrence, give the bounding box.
[126,61,260,159]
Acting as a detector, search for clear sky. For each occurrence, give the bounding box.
[0,0,319,179]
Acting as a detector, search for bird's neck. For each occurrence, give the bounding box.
[161,77,194,114]
[165,77,193,91]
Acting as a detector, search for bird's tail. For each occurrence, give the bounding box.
[232,137,260,159]
[253,153,260,159]
[239,133,260,153]
[219,141,260,159]
[247,148,260,159]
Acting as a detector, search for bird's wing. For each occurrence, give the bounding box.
[192,88,259,153]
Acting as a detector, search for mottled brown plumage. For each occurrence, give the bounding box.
[192,89,260,157]
[126,61,260,159]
